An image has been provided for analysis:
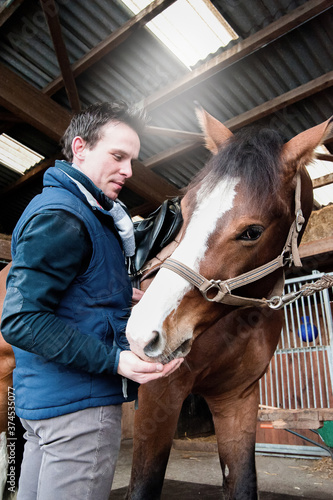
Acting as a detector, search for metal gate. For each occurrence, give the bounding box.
[259,271,333,411]
[257,271,333,457]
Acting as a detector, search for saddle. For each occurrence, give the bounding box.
[133,197,183,274]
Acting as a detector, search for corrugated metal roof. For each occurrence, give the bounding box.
[0,0,332,234]
[0,163,21,190]
[212,0,309,38]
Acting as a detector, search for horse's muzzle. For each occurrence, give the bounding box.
[143,331,192,364]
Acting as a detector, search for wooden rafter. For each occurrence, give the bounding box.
[316,153,333,162]
[142,71,333,171]
[0,0,332,210]
[0,155,61,197]
[0,64,179,204]
[0,0,25,28]
[0,236,11,262]
[0,111,23,123]
[142,0,332,111]
[129,201,157,217]
[40,0,81,112]
[42,0,177,97]
[145,126,203,142]
[0,0,177,145]
[0,154,181,206]
[0,62,72,141]
[223,71,333,132]
[312,173,333,189]
[300,236,333,259]
[143,140,200,170]
[127,160,180,207]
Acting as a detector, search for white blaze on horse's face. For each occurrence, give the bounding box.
[126,176,239,362]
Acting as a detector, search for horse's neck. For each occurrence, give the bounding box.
[139,225,184,291]
[0,263,11,311]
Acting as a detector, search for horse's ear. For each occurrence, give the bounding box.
[282,117,333,173]
[195,105,233,155]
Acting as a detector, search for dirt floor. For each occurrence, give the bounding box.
[110,439,333,499]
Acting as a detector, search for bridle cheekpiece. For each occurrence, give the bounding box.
[161,173,304,310]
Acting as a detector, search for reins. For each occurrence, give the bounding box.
[160,173,333,309]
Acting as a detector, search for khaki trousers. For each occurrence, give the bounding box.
[18,405,122,500]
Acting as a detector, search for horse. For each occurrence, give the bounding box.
[0,263,17,498]
[125,107,332,500]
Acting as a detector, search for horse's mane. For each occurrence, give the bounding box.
[186,126,285,202]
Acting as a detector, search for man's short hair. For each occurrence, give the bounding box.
[60,101,146,161]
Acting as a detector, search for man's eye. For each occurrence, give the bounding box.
[238,225,264,241]
[113,154,122,161]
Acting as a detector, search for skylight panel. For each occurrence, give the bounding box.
[121,0,238,69]
[0,134,44,174]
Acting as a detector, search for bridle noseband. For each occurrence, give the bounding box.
[161,173,304,310]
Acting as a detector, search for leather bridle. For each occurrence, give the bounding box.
[161,173,305,310]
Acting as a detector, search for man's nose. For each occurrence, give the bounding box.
[121,160,133,178]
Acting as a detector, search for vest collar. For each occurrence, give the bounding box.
[53,160,114,211]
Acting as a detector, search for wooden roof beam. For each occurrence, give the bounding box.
[40,0,81,112]
[0,110,23,134]
[0,64,178,204]
[0,155,181,205]
[223,71,333,131]
[42,0,177,96]
[0,0,25,27]
[143,140,201,169]
[0,62,72,141]
[0,155,61,198]
[127,160,180,205]
[142,0,332,111]
[142,70,333,170]
[129,201,157,218]
[312,172,333,189]
[0,236,11,262]
[145,126,203,142]
[316,153,333,162]
[0,111,23,123]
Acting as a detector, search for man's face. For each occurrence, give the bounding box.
[76,121,140,200]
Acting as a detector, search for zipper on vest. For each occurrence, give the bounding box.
[122,377,128,399]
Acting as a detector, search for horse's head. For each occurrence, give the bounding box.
[126,108,332,363]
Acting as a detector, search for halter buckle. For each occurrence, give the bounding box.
[281,249,293,268]
[296,209,305,232]
[201,280,224,302]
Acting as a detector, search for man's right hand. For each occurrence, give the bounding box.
[117,350,183,384]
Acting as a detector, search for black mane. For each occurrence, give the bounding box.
[187,126,285,202]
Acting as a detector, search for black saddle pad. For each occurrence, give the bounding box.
[133,197,183,273]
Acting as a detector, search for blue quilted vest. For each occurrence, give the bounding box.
[10,163,138,419]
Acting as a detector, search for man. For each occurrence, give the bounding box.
[1,102,183,499]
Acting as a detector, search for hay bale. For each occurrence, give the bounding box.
[302,205,333,244]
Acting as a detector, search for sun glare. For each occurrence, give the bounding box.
[121,0,238,68]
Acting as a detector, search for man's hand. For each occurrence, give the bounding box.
[117,350,183,384]
[132,287,144,304]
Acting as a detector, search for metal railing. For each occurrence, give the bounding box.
[259,271,333,410]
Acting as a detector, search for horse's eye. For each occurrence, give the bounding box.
[238,225,264,241]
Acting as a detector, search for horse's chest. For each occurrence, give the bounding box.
[187,312,280,395]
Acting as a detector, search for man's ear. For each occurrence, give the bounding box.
[71,136,86,163]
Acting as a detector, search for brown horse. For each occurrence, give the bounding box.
[125,109,332,499]
[0,263,16,497]
[0,264,15,433]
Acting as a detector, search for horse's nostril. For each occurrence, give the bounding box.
[144,330,165,357]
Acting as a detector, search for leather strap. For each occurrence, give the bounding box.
[161,173,304,308]
[161,258,285,307]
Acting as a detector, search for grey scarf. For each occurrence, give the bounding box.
[65,168,136,257]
